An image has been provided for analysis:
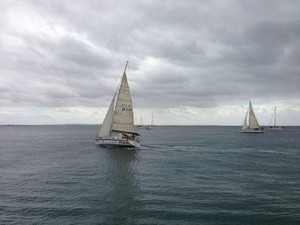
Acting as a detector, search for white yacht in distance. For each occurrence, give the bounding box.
[241,101,264,133]
[269,106,287,131]
[95,61,140,148]
[137,115,143,129]
[146,112,154,130]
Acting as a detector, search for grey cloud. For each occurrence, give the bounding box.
[0,0,300,116]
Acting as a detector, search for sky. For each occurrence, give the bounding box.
[0,0,300,125]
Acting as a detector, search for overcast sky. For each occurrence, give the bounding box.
[0,0,300,125]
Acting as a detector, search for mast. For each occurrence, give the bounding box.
[274,106,277,126]
[151,112,153,127]
[123,61,129,74]
[269,108,274,126]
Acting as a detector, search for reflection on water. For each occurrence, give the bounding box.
[102,148,142,224]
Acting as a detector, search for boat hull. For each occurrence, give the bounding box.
[269,126,287,131]
[240,129,264,133]
[95,138,140,148]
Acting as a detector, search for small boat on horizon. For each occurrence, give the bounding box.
[137,115,143,129]
[241,100,264,133]
[269,106,287,131]
[95,61,140,148]
[146,112,154,130]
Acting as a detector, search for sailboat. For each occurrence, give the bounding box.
[269,106,287,130]
[137,115,143,129]
[241,101,264,133]
[95,61,140,148]
[146,112,154,130]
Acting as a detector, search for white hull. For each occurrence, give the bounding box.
[241,128,264,133]
[269,126,287,131]
[95,138,140,148]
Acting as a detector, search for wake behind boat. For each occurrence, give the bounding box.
[95,61,140,148]
[241,100,264,133]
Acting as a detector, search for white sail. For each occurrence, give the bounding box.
[111,72,135,133]
[97,94,116,138]
[274,106,277,126]
[248,101,260,129]
[242,110,248,130]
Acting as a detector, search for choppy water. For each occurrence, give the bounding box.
[0,125,299,225]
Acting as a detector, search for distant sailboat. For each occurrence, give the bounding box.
[269,106,287,131]
[95,61,140,148]
[241,101,264,133]
[146,112,154,130]
[137,115,143,129]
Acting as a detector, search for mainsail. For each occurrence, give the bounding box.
[248,101,260,129]
[97,68,136,136]
[111,72,135,133]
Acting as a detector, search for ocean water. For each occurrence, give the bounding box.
[0,125,299,225]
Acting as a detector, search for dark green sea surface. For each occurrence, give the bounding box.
[0,125,299,224]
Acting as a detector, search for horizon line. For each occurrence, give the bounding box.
[0,124,299,127]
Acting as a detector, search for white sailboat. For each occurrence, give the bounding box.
[269,106,287,131]
[146,112,154,130]
[241,101,264,133]
[137,115,143,129]
[95,61,140,148]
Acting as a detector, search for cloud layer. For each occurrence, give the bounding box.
[0,0,300,125]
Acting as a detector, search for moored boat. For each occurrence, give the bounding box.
[269,106,287,131]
